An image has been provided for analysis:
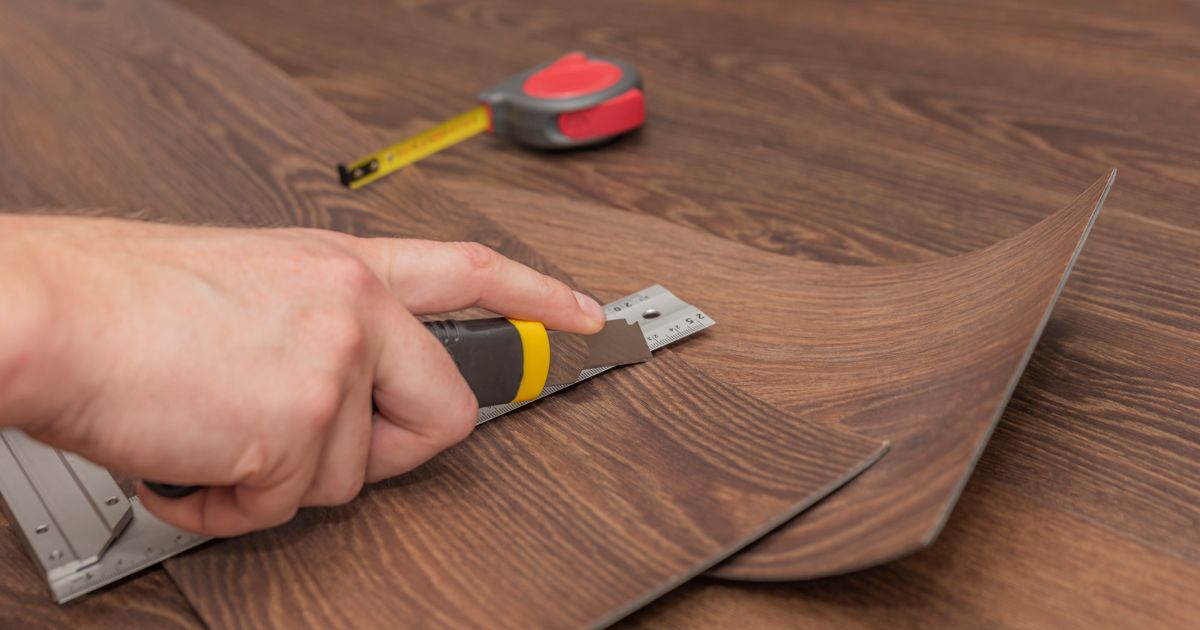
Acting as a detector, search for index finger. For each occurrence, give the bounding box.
[356,239,605,334]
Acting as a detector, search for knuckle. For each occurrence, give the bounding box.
[231,443,269,482]
[295,381,342,432]
[440,395,478,445]
[266,504,301,530]
[312,474,364,506]
[331,479,363,505]
[325,314,368,368]
[538,272,573,304]
[455,241,499,274]
[325,253,377,294]
[289,227,334,242]
[311,227,355,245]
[302,309,368,371]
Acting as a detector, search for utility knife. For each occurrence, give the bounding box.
[424,317,653,407]
[145,317,651,498]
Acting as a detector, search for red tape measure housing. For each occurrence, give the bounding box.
[557,88,645,140]
[522,52,623,98]
[521,52,645,142]
[480,51,646,148]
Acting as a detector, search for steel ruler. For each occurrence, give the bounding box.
[478,284,713,422]
[0,284,712,603]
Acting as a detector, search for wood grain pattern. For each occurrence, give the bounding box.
[625,470,1200,628]
[177,0,1200,593]
[169,361,884,628]
[0,0,885,625]
[4,0,1195,625]
[174,0,1200,261]
[446,175,1110,579]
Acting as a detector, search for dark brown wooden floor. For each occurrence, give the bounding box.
[457,180,1200,627]
[444,174,1115,583]
[1,0,1197,626]
[172,0,1200,625]
[0,1,879,627]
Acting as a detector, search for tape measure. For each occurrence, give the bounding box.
[338,51,646,189]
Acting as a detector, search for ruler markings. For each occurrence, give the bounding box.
[477,285,712,423]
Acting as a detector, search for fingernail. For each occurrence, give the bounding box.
[574,290,605,328]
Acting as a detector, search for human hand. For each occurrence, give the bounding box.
[0,215,604,537]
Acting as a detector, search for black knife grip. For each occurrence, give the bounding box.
[144,481,201,498]
[424,318,525,407]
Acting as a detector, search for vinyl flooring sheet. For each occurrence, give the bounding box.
[447,174,1110,579]
[171,0,1200,624]
[167,0,1120,580]
[0,0,885,626]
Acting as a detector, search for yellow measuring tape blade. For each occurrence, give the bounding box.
[340,104,490,189]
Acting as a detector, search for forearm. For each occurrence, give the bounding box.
[0,214,73,430]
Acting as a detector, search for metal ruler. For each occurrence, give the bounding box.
[478,284,713,422]
[0,432,209,603]
[0,285,712,603]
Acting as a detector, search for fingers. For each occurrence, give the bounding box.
[138,384,374,537]
[365,413,461,483]
[139,235,545,533]
[138,452,320,537]
[353,238,605,334]
[138,399,372,536]
[299,384,372,507]
[366,304,478,482]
